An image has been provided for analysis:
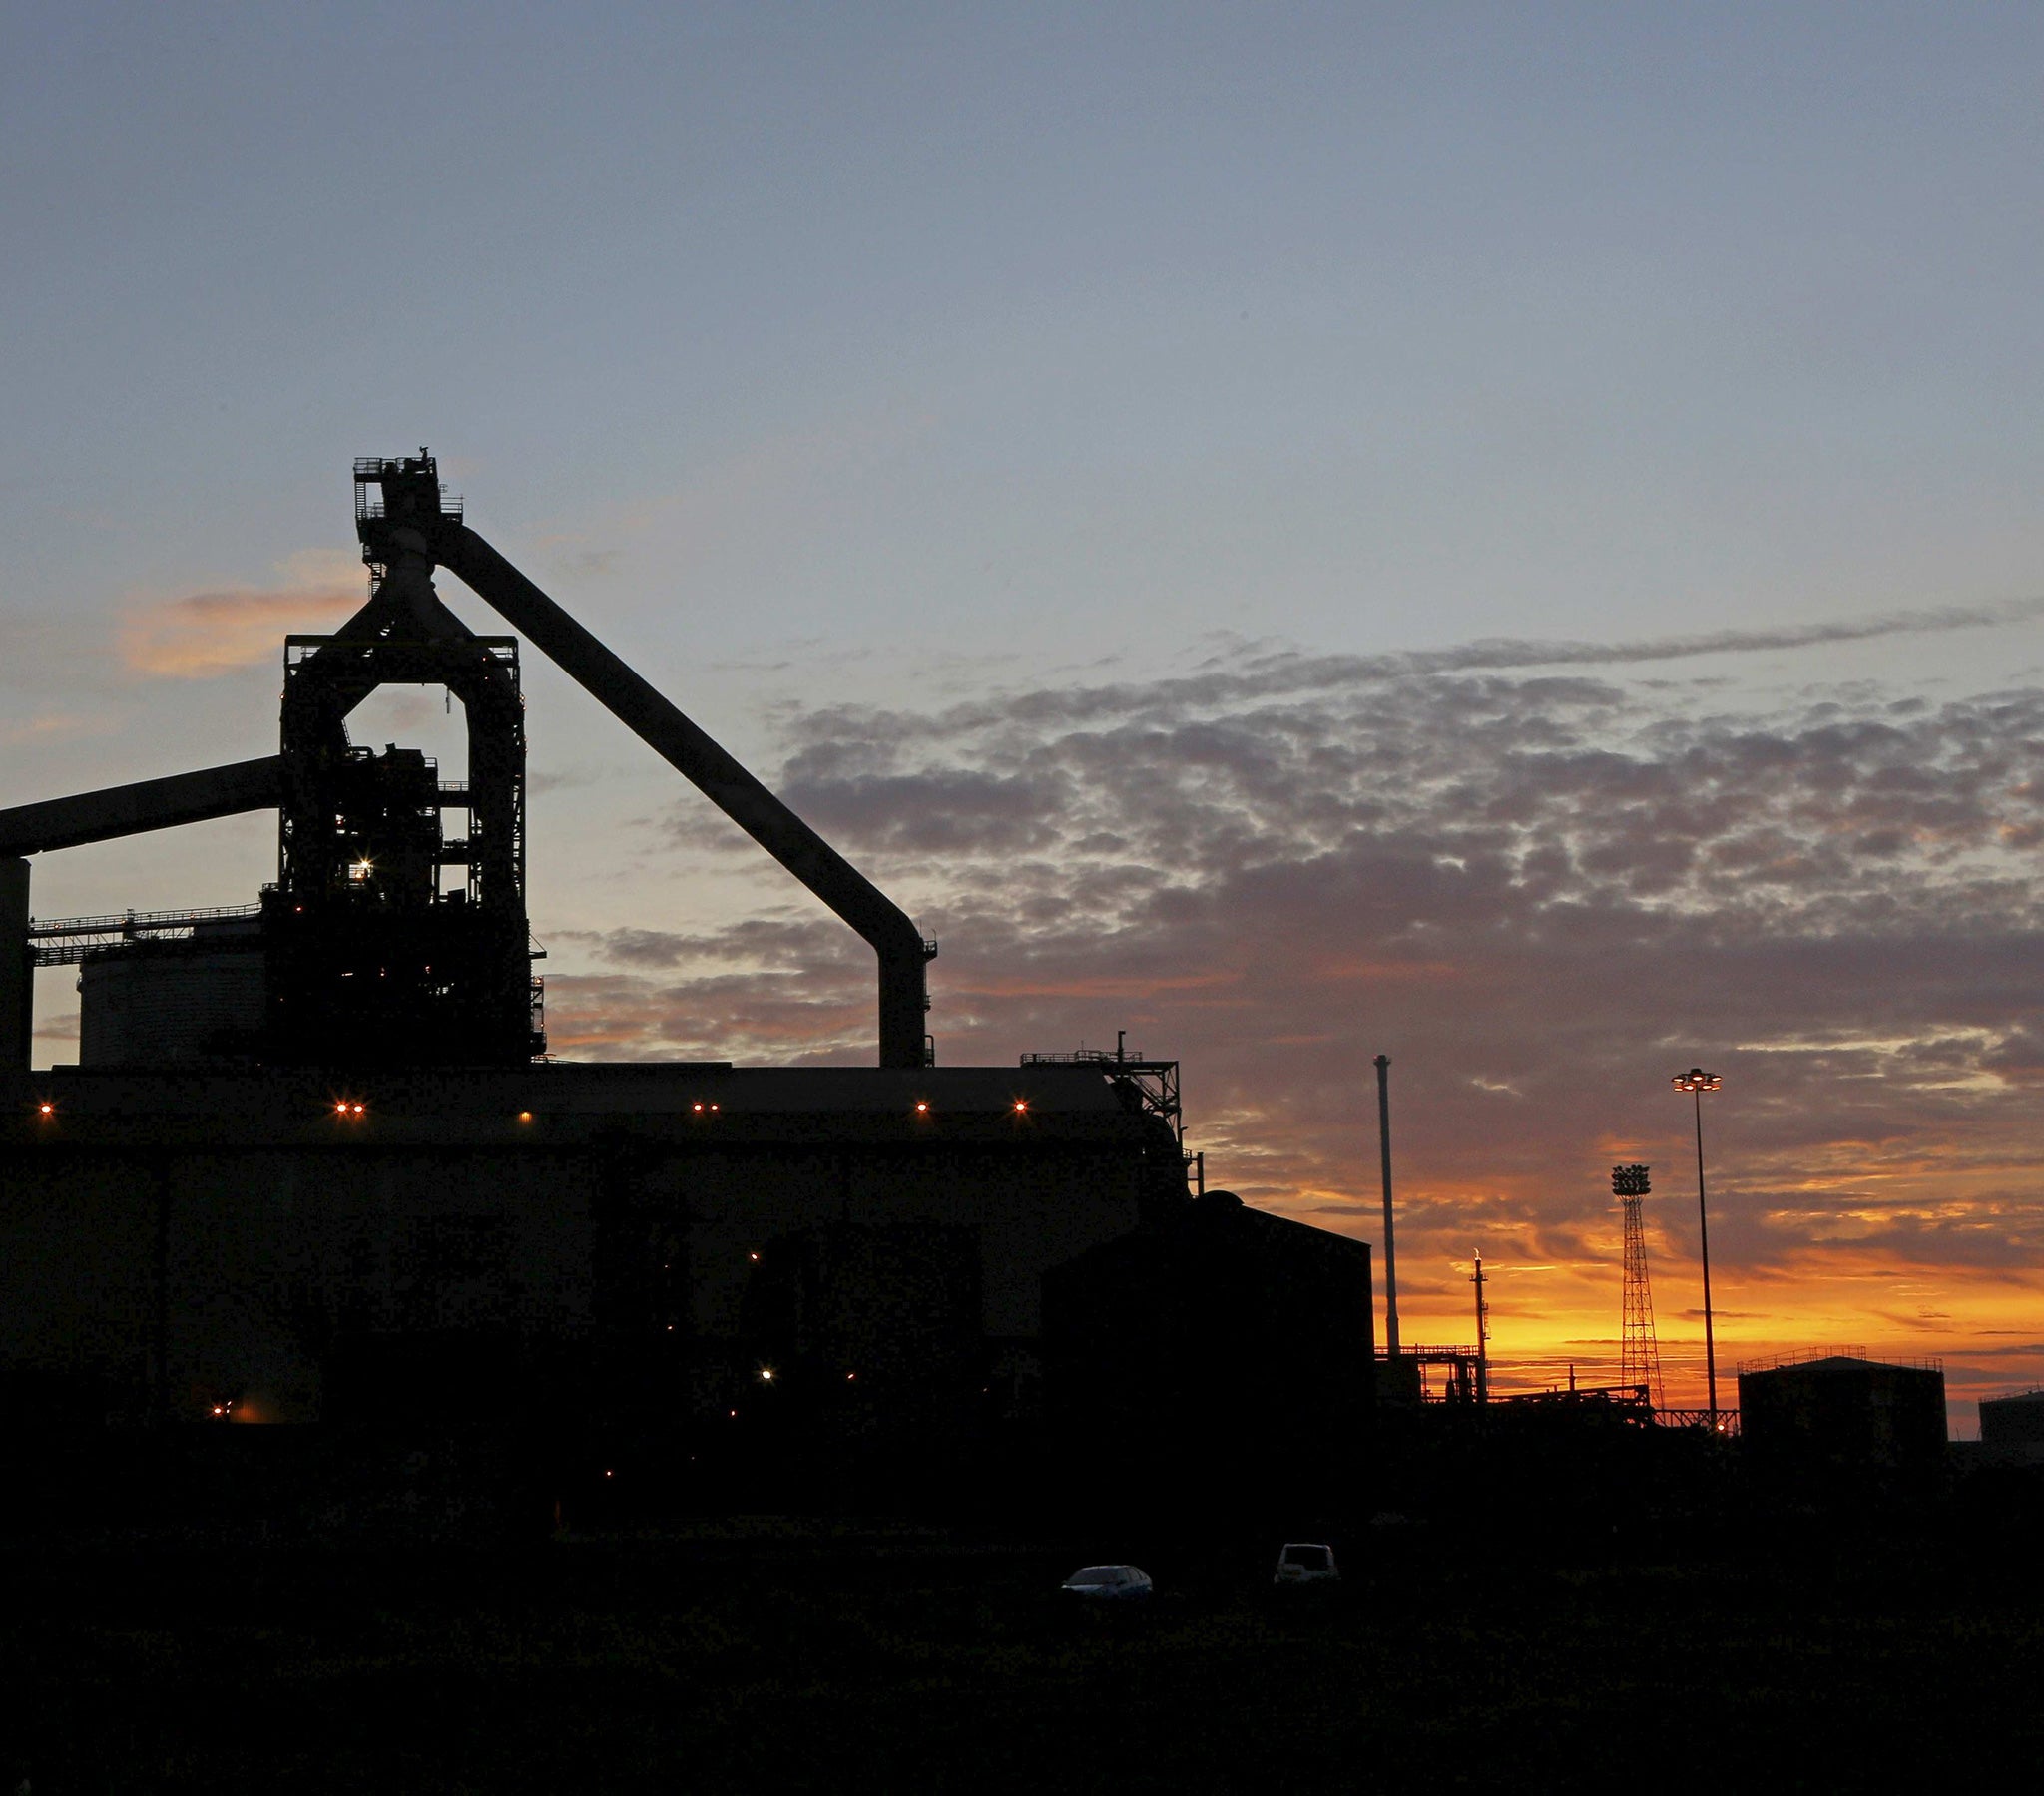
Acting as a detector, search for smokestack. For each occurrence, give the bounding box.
[1374,1054,1400,1354]
[1471,1250,1490,1403]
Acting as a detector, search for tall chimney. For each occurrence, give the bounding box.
[1471,1250,1490,1403]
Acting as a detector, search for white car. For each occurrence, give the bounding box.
[1061,1564,1154,1601]
[1273,1543,1339,1585]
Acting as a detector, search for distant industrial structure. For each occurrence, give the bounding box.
[0,453,1374,1512]
[1612,1163,1664,1411]
[1979,1388,2044,1463]
[1738,1352,1947,1496]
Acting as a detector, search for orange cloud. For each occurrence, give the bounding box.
[119,549,364,678]
[0,711,103,747]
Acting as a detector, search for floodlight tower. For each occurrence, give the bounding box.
[1672,1068,1724,1424]
[1612,1163,1664,1410]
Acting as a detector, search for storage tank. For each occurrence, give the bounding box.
[78,918,264,1066]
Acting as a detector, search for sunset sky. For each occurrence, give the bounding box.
[4,5,2041,1428]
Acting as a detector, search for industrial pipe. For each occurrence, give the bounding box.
[0,757,284,859]
[434,524,931,1068]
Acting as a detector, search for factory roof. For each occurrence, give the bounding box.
[6,1060,1175,1150]
[1739,1353,1944,1378]
[25,1059,1126,1107]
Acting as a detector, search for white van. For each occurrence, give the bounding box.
[1273,1542,1339,1585]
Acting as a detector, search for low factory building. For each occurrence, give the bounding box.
[1044,1190,1373,1504]
[0,1059,1374,1513]
[0,1064,1155,1400]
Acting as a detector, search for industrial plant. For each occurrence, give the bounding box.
[0,453,1372,1517]
[0,454,2007,1529]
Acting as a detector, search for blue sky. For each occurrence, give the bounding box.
[8,5,2044,668]
[5,4,2043,1410]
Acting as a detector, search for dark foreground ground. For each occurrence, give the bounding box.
[2,1490,2041,1794]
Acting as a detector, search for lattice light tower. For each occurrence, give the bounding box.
[1612,1163,1664,1410]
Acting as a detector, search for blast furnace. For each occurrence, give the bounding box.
[0,454,1371,1513]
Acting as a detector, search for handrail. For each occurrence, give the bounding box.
[28,902,262,938]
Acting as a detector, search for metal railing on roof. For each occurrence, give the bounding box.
[1656,1408,1742,1435]
[29,903,262,939]
[27,902,264,967]
[1735,1348,1944,1375]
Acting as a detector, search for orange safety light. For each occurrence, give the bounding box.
[1012,1099,1028,1114]
[914,1100,929,1115]
[37,1101,54,1119]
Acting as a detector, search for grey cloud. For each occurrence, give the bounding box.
[777,600,2044,750]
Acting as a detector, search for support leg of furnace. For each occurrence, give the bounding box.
[0,857,31,1077]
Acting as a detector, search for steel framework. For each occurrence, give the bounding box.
[0,450,938,1074]
[1612,1163,1665,1410]
[1020,1045,1182,1146]
[27,904,263,967]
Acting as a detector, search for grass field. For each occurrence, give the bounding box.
[2,1498,2039,1793]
